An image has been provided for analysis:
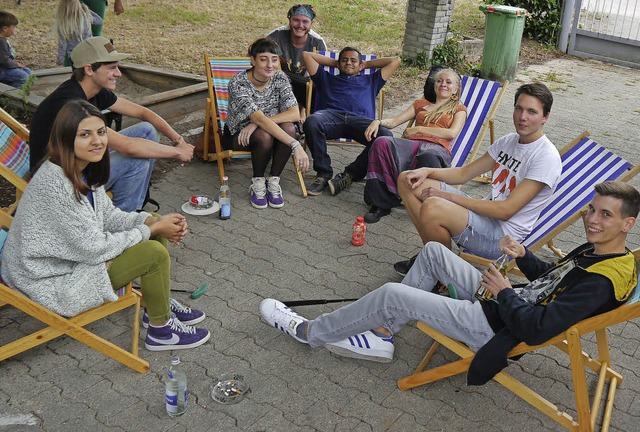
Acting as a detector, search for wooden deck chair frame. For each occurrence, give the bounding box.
[0,106,30,214]
[202,55,307,197]
[0,177,149,374]
[304,51,385,146]
[460,131,640,274]
[404,75,508,172]
[397,248,640,431]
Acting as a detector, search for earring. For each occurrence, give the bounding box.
[451,94,459,101]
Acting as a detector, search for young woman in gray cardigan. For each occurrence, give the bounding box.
[1,100,209,351]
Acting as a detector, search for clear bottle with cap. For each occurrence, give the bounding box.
[165,356,187,416]
[219,176,231,220]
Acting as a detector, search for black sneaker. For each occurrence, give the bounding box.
[307,177,328,196]
[328,172,353,196]
[393,254,418,277]
[364,205,391,223]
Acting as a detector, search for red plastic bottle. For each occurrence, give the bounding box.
[351,216,366,246]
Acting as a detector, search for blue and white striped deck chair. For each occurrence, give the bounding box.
[460,131,640,270]
[450,75,507,168]
[305,51,385,145]
[203,55,307,196]
[402,74,507,178]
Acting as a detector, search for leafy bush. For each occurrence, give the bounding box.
[432,38,468,71]
[401,51,431,69]
[402,37,481,76]
[486,0,563,46]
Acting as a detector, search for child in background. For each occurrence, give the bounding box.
[55,0,103,66]
[0,11,32,88]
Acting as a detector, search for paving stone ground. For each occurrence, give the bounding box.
[1,57,639,431]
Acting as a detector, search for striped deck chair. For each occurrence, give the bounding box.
[406,75,508,170]
[460,131,640,272]
[304,51,385,145]
[0,107,30,215]
[398,248,640,431]
[202,55,307,197]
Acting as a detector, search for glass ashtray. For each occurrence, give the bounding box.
[190,194,215,210]
[211,373,250,404]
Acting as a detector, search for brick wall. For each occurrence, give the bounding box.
[403,0,454,59]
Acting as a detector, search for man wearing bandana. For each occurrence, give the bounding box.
[29,37,194,212]
[267,4,327,115]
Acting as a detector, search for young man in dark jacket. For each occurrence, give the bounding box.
[260,181,639,383]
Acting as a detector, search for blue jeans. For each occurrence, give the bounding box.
[307,242,495,351]
[106,122,158,211]
[0,67,32,88]
[304,110,392,180]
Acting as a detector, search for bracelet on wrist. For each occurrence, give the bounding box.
[290,140,301,151]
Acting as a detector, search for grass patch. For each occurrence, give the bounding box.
[451,0,486,39]
[4,0,556,105]
[125,5,211,26]
[541,71,565,83]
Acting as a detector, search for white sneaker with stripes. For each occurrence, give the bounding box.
[325,331,394,363]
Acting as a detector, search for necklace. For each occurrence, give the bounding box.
[251,70,269,84]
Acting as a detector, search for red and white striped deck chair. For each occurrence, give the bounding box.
[460,131,640,271]
[203,55,307,196]
[305,51,384,145]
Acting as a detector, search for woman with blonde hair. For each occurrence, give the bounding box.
[55,0,102,66]
[362,68,467,223]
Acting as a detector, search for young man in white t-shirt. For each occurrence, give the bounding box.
[394,83,562,275]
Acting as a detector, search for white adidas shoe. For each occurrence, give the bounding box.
[325,331,394,363]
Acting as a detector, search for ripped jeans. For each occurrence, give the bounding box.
[440,182,505,260]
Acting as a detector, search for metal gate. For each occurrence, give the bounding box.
[567,0,640,67]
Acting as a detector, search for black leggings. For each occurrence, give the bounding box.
[223,123,295,177]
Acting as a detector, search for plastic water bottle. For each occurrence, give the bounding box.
[219,176,231,220]
[351,216,366,246]
[165,356,187,417]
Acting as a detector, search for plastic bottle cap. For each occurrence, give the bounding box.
[171,356,180,365]
[356,216,364,223]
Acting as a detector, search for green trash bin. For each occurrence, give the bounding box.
[479,5,527,82]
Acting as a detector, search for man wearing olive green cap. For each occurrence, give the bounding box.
[29,37,194,211]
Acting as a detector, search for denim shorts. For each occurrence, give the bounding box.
[440,182,505,260]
